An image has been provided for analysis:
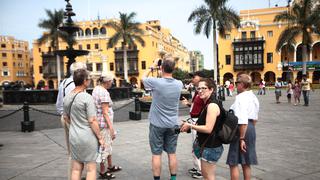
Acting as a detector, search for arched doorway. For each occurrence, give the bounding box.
[223,73,234,83]
[264,71,276,85]
[312,42,320,61]
[48,80,54,89]
[281,72,293,82]
[250,72,261,85]
[313,71,320,84]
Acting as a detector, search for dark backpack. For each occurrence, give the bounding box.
[217,107,239,144]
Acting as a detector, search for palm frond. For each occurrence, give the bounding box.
[131,35,145,47]
[273,12,297,24]
[276,26,301,51]
[203,19,213,38]
[188,5,208,22]
[107,32,122,48]
[194,15,209,34]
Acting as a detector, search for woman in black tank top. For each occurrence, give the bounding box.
[181,78,224,180]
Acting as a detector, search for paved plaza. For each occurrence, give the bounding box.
[0,89,320,180]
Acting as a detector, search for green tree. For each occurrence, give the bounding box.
[173,68,189,80]
[105,12,145,82]
[188,0,240,82]
[274,0,320,75]
[38,9,72,83]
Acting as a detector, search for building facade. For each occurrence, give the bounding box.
[218,6,320,85]
[189,50,204,73]
[0,36,32,86]
[32,19,190,89]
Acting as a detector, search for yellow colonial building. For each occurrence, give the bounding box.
[218,6,320,85]
[33,19,190,89]
[0,36,32,86]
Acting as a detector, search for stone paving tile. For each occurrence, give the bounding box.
[0,90,319,179]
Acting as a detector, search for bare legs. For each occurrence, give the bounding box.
[152,153,177,177]
[168,154,177,175]
[152,155,162,176]
[201,160,216,180]
[229,164,251,180]
[71,160,96,180]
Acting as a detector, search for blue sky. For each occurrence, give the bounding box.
[0,0,288,69]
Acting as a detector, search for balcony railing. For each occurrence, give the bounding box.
[233,37,264,42]
[115,70,139,76]
[233,64,264,71]
[114,46,138,51]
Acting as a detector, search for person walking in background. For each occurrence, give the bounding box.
[181,78,224,180]
[63,69,104,180]
[55,62,87,180]
[262,80,266,95]
[257,80,264,95]
[227,74,260,180]
[287,80,294,104]
[142,54,183,180]
[301,75,313,106]
[275,78,282,104]
[92,72,121,179]
[229,81,234,97]
[293,79,302,106]
[225,79,230,96]
[181,71,205,179]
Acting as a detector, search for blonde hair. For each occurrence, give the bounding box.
[237,74,252,89]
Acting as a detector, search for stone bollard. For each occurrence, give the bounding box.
[21,102,34,132]
[129,96,141,120]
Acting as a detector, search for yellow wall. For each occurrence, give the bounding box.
[218,6,320,85]
[33,19,190,88]
[0,36,32,85]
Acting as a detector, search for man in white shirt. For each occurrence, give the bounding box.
[227,74,260,180]
[55,62,87,180]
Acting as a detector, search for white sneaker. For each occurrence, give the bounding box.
[192,171,203,179]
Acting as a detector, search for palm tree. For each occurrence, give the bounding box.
[188,0,240,82]
[38,9,71,84]
[105,12,145,82]
[274,0,320,75]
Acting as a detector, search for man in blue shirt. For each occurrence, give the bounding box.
[142,54,183,180]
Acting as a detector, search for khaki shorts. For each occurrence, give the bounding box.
[96,128,112,163]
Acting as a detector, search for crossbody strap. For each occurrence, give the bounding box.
[68,92,80,117]
[63,80,74,97]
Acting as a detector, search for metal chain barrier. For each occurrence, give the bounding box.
[0,107,23,119]
[29,107,60,117]
[113,100,134,112]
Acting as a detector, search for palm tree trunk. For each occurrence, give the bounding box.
[56,55,61,85]
[123,46,128,82]
[54,41,61,87]
[302,44,308,75]
[212,24,218,83]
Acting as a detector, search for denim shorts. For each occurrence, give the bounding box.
[193,141,224,164]
[149,123,179,155]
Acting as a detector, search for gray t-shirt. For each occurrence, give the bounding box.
[143,77,183,128]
